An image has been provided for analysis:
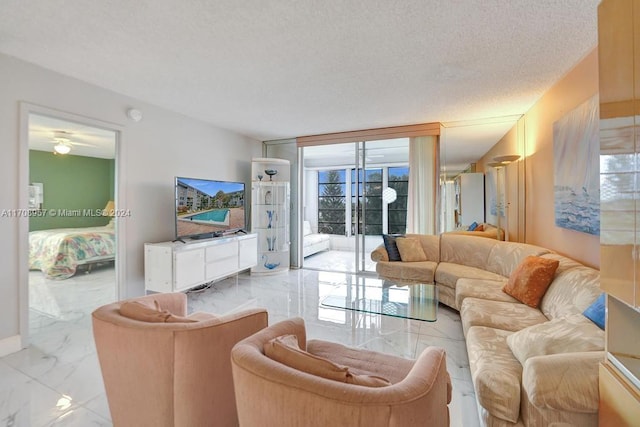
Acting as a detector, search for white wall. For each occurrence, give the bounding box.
[0,53,262,354]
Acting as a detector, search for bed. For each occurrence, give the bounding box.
[29,225,116,280]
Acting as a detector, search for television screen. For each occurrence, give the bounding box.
[175,176,246,239]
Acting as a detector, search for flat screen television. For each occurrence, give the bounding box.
[174,176,246,240]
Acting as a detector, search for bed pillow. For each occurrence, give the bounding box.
[502,256,559,308]
[120,301,197,323]
[382,234,404,261]
[264,334,390,387]
[506,314,604,365]
[395,237,427,262]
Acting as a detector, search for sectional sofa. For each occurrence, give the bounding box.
[302,220,331,258]
[371,234,603,427]
[445,222,504,240]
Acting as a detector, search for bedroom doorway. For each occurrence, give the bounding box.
[26,110,119,327]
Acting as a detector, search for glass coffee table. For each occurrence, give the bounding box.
[320,276,438,322]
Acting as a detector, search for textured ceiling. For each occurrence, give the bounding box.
[1,1,599,157]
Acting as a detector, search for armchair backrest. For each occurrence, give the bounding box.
[92,293,267,427]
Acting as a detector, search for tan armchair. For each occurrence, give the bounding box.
[231,317,452,427]
[92,292,268,427]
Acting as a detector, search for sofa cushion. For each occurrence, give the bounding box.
[440,234,496,269]
[486,242,551,277]
[540,265,601,320]
[264,334,391,387]
[522,351,603,414]
[405,233,440,262]
[454,278,516,310]
[435,262,505,289]
[376,260,437,283]
[506,314,604,365]
[382,234,403,261]
[540,253,584,274]
[583,293,605,330]
[467,326,522,423]
[460,298,549,336]
[503,256,559,308]
[396,237,427,262]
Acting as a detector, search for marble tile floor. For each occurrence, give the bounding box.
[1,267,480,427]
[303,249,377,274]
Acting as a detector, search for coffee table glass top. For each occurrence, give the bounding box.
[320,276,438,322]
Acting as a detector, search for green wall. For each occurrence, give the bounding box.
[29,150,115,231]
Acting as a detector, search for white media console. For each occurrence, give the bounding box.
[144,233,258,293]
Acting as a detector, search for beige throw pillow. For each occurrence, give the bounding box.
[395,237,428,262]
[119,300,198,323]
[506,314,604,365]
[264,335,391,387]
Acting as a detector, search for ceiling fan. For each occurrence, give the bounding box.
[28,113,117,159]
[31,128,102,155]
[52,130,73,155]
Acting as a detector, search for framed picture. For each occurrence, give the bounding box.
[553,95,599,235]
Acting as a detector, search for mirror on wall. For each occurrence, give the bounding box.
[27,112,118,326]
[439,116,522,236]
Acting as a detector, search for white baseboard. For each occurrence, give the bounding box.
[0,335,22,357]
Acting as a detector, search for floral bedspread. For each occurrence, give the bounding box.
[29,226,116,280]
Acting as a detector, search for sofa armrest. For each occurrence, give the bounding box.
[371,244,389,262]
[522,351,605,413]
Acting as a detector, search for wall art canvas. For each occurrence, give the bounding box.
[553,95,600,235]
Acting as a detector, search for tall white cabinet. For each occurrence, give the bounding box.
[251,158,290,274]
[454,172,485,228]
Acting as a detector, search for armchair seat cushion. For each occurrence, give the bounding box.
[265,335,391,387]
[308,339,415,385]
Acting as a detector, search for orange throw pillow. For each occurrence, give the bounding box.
[502,256,560,308]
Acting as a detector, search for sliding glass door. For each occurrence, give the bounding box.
[302,139,409,274]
